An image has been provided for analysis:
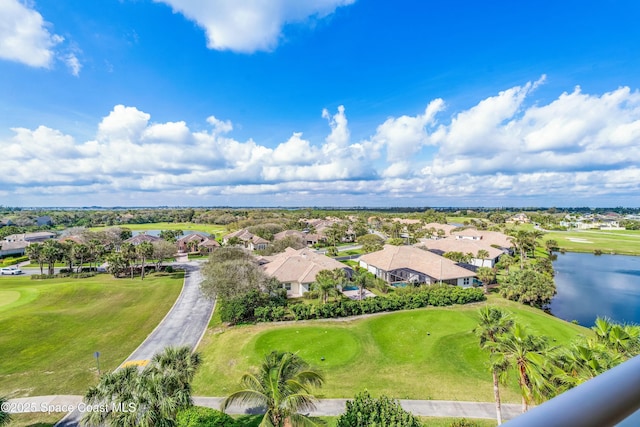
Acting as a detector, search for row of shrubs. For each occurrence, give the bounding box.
[0,255,29,267]
[30,272,97,280]
[220,285,485,324]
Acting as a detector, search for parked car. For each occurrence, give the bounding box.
[0,266,23,275]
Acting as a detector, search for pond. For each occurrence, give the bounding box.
[131,229,211,237]
[550,252,640,327]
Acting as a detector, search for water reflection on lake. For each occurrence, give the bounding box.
[550,252,640,327]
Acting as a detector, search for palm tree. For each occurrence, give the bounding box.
[83,346,199,427]
[41,239,63,275]
[137,241,154,280]
[0,396,11,426]
[351,267,369,300]
[474,307,514,425]
[314,269,341,304]
[476,249,490,267]
[120,242,137,279]
[488,323,552,413]
[222,351,324,427]
[476,267,496,295]
[25,243,45,274]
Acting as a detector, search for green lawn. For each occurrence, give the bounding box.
[544,229,640,255]
[90,222,228,237]
[0,272,183,397]
[193,297,587,402]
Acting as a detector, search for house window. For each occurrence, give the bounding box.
[284,283,292,291]
[463,277,470,286]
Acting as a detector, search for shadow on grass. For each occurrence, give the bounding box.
[234,415,328,427]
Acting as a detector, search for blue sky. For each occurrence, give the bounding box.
[2,0,640,207]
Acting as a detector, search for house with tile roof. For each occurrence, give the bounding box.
[262,247,352,297]
[416,237,505,268]
[223,229,269,251]
[123,233,161,245]
[359,245,477,287]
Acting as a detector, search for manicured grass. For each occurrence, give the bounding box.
[544,229,640,255]
[193,296,588,402]
[232,415,496,426]
[6,412,62,427]
[91,222,227,236]
[0,272,183,397]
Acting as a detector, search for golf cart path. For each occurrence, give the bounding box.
[53,261,215,427]
[8,395,522,420]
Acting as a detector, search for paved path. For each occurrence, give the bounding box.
[8,395,521,421]
[52,261,214,427]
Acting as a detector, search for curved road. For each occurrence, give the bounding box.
[53,261,215,427]
[10,262,521,423]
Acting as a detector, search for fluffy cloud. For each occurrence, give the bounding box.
[3,79,640,206]
[0,0,61,67]
[0,0,82,74]
[153,0,355,53]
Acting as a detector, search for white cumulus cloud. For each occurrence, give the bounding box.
[0,0,61,67]
[153,0,355,53]
[4,79,640,206]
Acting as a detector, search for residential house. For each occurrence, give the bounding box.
[506,213,530,224]
[262,247,352,297]
[416,237,504,268]
[0,219,13,228]
[123,233,161,245]
[4,231,56,243]
[359,245,477,287]
[422,222,458,238]
[36,215,53,227]
[0,240,29,257]
[273,230,321,246]
[451,229,513,251]
[1,231,56,257]
[176,233,220,253]
[223,229,269,251]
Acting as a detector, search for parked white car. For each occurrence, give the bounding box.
[0,266,23,275]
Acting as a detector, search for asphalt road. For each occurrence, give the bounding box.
[54,261,214,427]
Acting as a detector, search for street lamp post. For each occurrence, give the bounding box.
[94,351,101,376]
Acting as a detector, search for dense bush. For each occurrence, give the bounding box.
[247,285,485,323]
[176,406,237,427]
[336,390,422,427]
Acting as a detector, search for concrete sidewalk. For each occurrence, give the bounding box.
[10,395,521,421]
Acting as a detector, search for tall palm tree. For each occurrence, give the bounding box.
[83,346,198,427]
[137,242,154,280]
[25,243,45,274]
[474,307,514,425]
[313,269,339,304]
[0,396,11,426]
[120,242,137,279]
[476,267,496,295]
[488,323,552,413]
[476,249,490,266]
[222,351,324,427]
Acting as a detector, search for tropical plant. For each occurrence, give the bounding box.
[474,307,514,425]
[83,346,200,427]
[222,351,324,427]
[137,241,154,280]
[176,406,237,427]
[488,323,552,413]
[499,268,556,308]
[25,242,45,274]
[313,269,342,304]
[476,267,496,294]
[336,390,421,427]
[0,396,11,426]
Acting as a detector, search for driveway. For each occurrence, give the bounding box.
[54,261,214,427]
